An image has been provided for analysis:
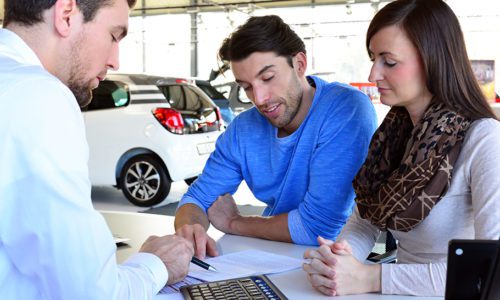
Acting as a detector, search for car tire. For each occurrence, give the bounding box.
[119,155,171,207]
[184,176,198,186]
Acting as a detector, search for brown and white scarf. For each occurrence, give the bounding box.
[353,102,471,232]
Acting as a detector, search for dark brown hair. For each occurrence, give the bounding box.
[218,15,305,68]
[4,0,137,27]
[367,0,496,120]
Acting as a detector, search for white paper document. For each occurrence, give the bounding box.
[187,249,303,282]
[158,249,303,296]
[159,276,205,294]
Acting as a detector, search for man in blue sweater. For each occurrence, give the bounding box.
[175,15,377,258]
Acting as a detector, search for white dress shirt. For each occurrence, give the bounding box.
[0,28,168,299]
[339,118,500,296]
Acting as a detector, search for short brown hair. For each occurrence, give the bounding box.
[218,15,305,68]
[4,0,137,27]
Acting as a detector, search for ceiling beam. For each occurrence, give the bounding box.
[130,0,368,16]
[0,1,377,23]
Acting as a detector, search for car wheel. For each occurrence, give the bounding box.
[184,176,198,186]
[119,155,171,207]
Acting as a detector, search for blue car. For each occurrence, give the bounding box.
[195,80,236,125]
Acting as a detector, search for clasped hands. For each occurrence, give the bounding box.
[303,236,381,296]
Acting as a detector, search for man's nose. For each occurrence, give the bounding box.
[252,86,270,107]
[107,43,120,71]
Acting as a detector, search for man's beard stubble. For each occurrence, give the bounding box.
[270,74,303,129]
[67,39,93,108]
[68,70,93,108]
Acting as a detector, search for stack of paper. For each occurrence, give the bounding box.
[188,249,303,281]
[159,249,304,296]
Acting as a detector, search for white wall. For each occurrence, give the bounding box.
[118,0,500,93]
[119,14,191,77]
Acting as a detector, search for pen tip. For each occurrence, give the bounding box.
[209,266,218,272]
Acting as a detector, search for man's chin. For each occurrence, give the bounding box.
[71,88,93,108]
[267,117,287,129]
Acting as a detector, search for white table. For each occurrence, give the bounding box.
[100,210,442,300]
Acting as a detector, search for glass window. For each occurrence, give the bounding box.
[159,85,209,112]
[183,86,203,111]
[87,80,129,111]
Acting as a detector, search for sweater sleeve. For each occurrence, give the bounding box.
[288,88,377,245]
[382,263,447,296]
[467,119,500,239]
[340,207,448,296]
[337,207,381,262]
[177,118,243,212]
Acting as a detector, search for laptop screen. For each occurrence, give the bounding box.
[480,240,500,300]
[445,239,499,300]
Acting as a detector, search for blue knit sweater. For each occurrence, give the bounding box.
[179,76,377,245]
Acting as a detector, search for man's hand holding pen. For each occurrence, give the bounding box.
[191,256,218,272]
[139,234,194,284]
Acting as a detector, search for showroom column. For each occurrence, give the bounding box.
[141,0,147,73]
[189,2,199,78]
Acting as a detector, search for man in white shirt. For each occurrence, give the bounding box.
[0,0,194,299]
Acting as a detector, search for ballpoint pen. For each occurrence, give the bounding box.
[191,257,218,272]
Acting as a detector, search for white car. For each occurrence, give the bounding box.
[83,73,223,206]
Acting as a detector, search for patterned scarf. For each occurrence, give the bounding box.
[353,102,471,232]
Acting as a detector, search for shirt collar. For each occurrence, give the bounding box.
[0,28,44,68]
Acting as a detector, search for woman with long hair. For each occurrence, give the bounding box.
[303,0,500,296]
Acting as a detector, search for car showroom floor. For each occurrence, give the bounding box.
[93,181,386,252]
[92,181,263,214]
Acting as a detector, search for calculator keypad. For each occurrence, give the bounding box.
[182,275,286,300]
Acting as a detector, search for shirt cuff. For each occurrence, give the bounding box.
[288,209,317,245]
[122,252,168,293]
[381,263,391,294]
[178,196,207,214]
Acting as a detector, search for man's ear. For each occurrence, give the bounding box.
[293,52,308,76]
[53,0,80,38]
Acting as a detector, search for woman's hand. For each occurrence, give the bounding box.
[303,237,338,296]
[303,237,381,296]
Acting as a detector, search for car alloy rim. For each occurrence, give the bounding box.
[124,161,160,201]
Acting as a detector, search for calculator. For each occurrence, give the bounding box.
[180,274,287,300]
